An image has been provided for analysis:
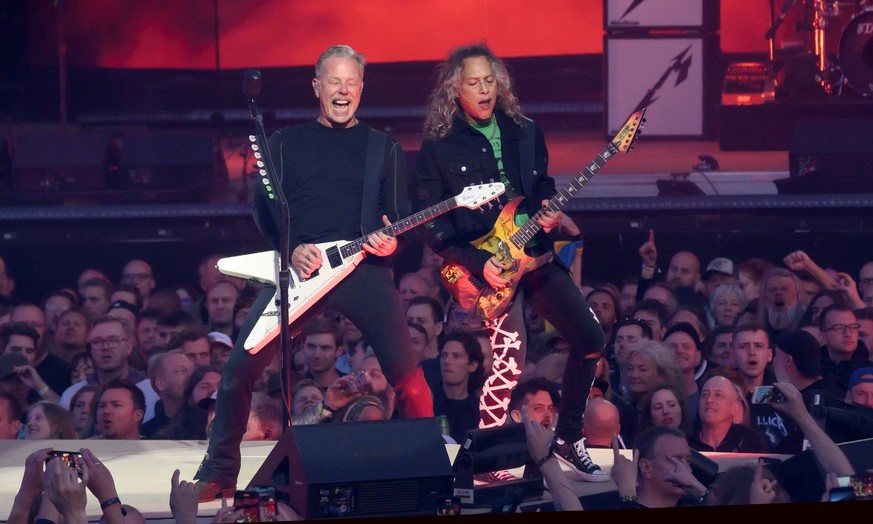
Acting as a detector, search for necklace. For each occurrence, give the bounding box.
[486,115,498,140]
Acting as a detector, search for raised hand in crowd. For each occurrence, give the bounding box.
[7,447,52,524]
[12,364,60,403]
[834,272,867,308]
[662,452,707,500]
[748,458,779,505]
[609,433,639,501]
[783,249,839,291]
[170,469,201,524]
[40,454,90,524]
[639,229,658,273]
[520,406,583,511]
[769,382,854,478]
[78,447,125,524]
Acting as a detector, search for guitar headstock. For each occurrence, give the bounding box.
[612,108,646,153]
[456,183,506,209]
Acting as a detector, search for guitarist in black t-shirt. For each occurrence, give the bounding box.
[193,45,436,502]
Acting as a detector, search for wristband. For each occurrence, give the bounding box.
[619,494,637,503]
[100,497,121,511]
[320,401,337,417]
[37,384,50,397]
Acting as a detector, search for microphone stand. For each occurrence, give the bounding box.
[765,0,798,62]
[244,72,295,429]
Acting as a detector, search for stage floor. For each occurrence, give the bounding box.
[0,437,776,522]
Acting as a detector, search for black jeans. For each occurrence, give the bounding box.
[195,263,420,483]
[505,260,605,441]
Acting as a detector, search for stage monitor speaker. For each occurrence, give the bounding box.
[781,118,873,193]
[119,132,228,191]
[603,0,720,32]
[11,132,117,191]
[605,33,720,138]
[249,418,454,519]
[451,423,544,508]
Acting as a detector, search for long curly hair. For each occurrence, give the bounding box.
[423,42,524,139]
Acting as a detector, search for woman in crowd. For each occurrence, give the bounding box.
[637,383,691,437]
[69,383,102,439]
[69,351,94,384]
[23,400,77,439]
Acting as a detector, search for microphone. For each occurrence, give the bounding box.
[242,69,262,101]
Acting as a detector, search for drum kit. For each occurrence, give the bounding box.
[769,0,873,97]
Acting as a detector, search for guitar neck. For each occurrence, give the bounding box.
[512,141,619,248]
[338,196,462,259]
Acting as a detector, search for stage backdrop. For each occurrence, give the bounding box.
[27,0,770,69]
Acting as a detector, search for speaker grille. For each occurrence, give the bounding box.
[355,480,419,515]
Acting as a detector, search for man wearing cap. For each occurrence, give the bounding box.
[207,331,233,371]
[107,300,143,369]
[771,329,844,452]
[0,321,61,405]
[774,330,844,401]
[663,322,703,419]
[702,257,737,300]
[846,367,873,409]
[10,303,70,398]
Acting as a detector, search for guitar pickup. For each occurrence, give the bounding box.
[325,246,342,268]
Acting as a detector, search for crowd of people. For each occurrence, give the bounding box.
[3,39,873,520]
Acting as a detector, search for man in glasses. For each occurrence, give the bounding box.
[59,316,158,423]
[819,304,868,394]
[120,259,156,310]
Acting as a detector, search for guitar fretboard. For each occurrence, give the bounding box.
[339,197,458,259]
[511,142,618,249]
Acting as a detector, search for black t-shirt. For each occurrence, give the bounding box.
[260,120,405,265]
[36,352,71,396]
[687,423,771,453]
[272,121,368,247]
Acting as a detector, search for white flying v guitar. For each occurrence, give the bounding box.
[218,182,506,354]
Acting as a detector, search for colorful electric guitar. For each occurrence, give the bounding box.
[440,108,647,320]
[218,182,506,354]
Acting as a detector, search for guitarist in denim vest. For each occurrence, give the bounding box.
[414,43,608,482]
[193,45,434,502]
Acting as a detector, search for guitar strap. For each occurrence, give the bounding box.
[518,117,536,195]
[360,128,388,235]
